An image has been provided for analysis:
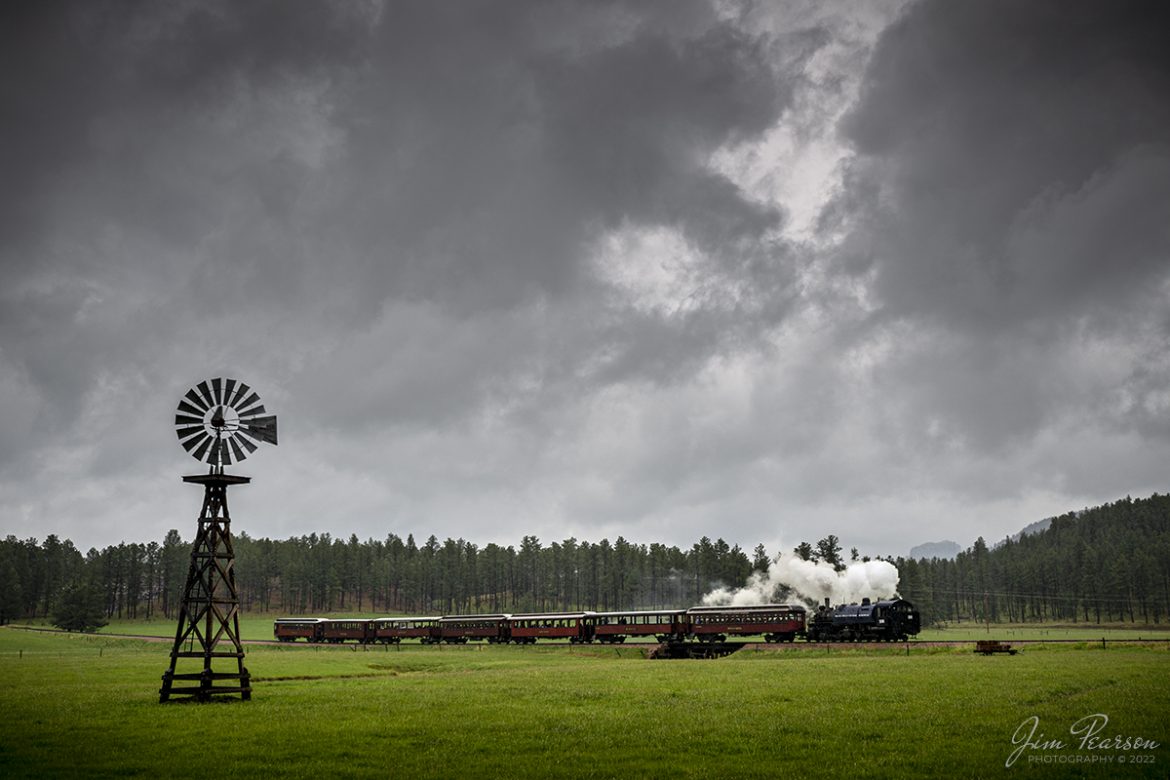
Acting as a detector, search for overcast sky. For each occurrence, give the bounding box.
[2,0,1168,557]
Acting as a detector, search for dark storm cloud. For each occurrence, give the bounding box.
[0,0,808,438]
[0,1,360,256]
[318,1,792,319]
[273,1,808,429]
[21,0,1167,557]
[825,0,1170,454]
[1,0,829,548]
[0,0,370,455]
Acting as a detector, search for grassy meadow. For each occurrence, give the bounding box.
[1,626,1168,778]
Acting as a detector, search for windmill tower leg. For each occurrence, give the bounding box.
[160,474,252,702]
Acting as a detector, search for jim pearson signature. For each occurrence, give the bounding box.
[1006,714,1161,768]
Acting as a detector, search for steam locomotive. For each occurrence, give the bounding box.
[274,599,920,645]
[804,598,921,642]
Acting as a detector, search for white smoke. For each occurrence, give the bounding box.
[702,553,900,608]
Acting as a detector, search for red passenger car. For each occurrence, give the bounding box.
[588,610,686,643]
[273,617,328,643]
[509,613,591,644]
[320,618,374,644]
[372,617,442,644]
[685,604,806,643]
[438,614,510,644]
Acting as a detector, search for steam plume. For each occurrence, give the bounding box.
[702,553,900,608]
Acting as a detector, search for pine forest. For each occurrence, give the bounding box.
[2,494,1168,629]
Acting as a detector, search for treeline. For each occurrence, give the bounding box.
[4,494,1168,628]
[0,531,190,625]
[0,531,765,624]
[895,494,1170,626]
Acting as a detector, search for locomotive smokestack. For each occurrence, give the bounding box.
[862,597,871,606]
[824,597,831,609]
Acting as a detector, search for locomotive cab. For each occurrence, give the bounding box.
[877,599,920,639]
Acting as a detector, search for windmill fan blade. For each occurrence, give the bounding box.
[175,413,204,427]
[236,426,265,447]
[242,415,278,445]
[181,432,210,454]
[176,425,204,441]
[196,380,215,409]
[223,379,238,407]
[228,436,246,463]
[191,435,215,462]
[184,388,209,413]
[229,382,250,408]
[238,403,266,418]
[236,391,261,414]
[234,432,258,455]
[212,377,225,405]
[176,400,204,417]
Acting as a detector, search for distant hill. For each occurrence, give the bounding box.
[908,540,960,560]
[1011,516,1052,541]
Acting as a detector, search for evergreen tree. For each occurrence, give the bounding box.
[816,535,844,572]
[752,543,769,574]
[52,582,108,632]
[0,557,23,625]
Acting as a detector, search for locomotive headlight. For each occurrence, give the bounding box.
[877,619,885,624]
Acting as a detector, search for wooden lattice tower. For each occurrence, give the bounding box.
[161,378,277,703]
[159,473,251,702]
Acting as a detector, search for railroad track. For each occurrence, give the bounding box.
[8,625,1168,650]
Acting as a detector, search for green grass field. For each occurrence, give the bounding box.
[1,627,1167,778]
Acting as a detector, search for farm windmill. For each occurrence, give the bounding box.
[159,378,277,703]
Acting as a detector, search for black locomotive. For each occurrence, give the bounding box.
[803,597,920,642]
